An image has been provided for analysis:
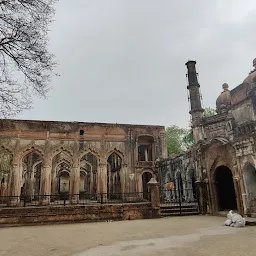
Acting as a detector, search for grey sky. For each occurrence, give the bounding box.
[17,0,256,128]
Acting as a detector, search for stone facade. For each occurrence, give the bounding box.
[160,58,256,217]
[0,120,166,206]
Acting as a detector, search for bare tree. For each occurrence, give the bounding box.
[0,0,58,117]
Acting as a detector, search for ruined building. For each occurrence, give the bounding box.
[0,120,166,205]
[160,58,256,217]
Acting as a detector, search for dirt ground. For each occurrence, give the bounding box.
[0,216,255,256]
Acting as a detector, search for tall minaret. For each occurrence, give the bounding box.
[185,60,204,142]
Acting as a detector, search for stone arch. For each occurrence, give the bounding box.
[214,165,237,211]
[79,148,100,162]
[107,151,123,199]
[106,148,124,161]
[49,147,73,163]
[80,151,99,194]
[19,146,44,162]
[20,148,43,200]
[141,168,155,177]
[53,158,71,174]
[79,160,93,194]
[51,158,71,195]
[57,169,70,196]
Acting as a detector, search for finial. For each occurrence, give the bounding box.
[222,83,229,91]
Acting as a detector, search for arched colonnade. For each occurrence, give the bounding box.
[1,146,130,205]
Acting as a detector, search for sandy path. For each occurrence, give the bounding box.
[0,216,255,256]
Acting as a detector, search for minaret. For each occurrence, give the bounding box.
[186,60,204,142]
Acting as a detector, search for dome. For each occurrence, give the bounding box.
[216,83,231,114]
[243,71,256,85]
[243,57,256,87]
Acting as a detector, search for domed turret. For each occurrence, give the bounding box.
[216,83,231,114]
[243,58,256,88]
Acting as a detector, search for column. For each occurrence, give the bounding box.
[97,163,107,202]
[7,155,21,206]
[120,164,127,194]
[39,157,51,205]
[50,168,57,202]
[160,133,167,159]
[233,176,244,216]
[70,161,80,204]
[147,177,160,218]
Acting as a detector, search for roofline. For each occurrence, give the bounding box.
[0,118,165,129]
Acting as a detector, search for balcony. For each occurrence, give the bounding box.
[136,161,155,168]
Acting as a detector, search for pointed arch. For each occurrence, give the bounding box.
[49,147,73,162]
[79,148,100,161]
[106,148,124,161]
[19,146,44,162]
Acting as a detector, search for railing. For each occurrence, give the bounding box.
[160,189,198,206]
[136,161,155,167]
[0,192,150,208]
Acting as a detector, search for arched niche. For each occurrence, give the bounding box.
[80,152,98,194]
[51,151,72,197]
[243,163,256,209]
[0,147,12,197]
[21,150,43,200]
[107,152,122,199]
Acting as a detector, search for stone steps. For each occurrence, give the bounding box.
[160,204,199,217]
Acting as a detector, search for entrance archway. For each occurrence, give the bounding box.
[142,172,152,200]
[215,166,237,211]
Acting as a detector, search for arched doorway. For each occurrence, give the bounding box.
[142,172,152,200]
[215,166,237,211]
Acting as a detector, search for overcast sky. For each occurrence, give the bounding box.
[17,0,256,128]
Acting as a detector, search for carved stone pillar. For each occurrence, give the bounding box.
[51,169,57,201]
[70,161,80,204]
[97,163,107,201]
[39,157,51,205]
[7,155,21,206]
[120,164,127,194]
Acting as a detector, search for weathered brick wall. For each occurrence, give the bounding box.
[0,203,152,225]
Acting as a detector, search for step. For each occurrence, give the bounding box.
[160,208,198,213]
[160,205,198,209]
[160,212,199,217]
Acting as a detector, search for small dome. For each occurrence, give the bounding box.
[216,83,231,114]
[243,71,256,85]
[243,57,256,86]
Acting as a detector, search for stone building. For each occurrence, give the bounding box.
[0,120,166,205]
[161,58,256,216]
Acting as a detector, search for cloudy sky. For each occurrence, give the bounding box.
[17,0,256,128]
